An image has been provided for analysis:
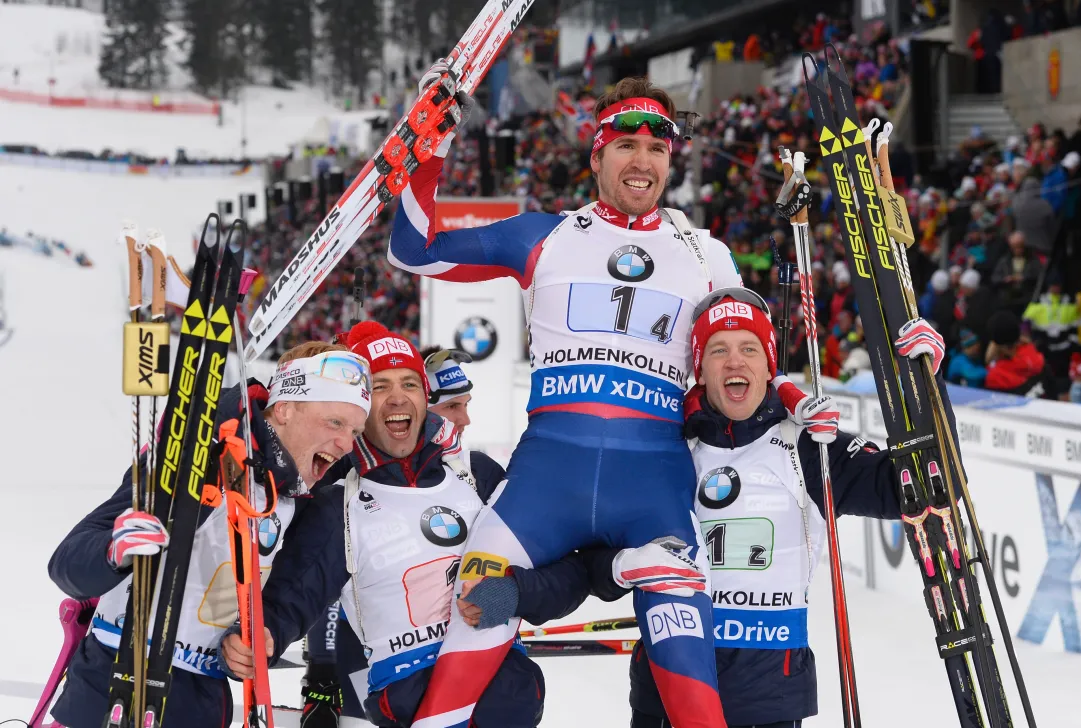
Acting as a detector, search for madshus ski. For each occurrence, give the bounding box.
[104,216,247,728]
[243,0,538,362]
[803,45,1037,728]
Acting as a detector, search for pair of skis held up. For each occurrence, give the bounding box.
[243,0,540,362]
[108,218,276,727]
[774,45,1037,728]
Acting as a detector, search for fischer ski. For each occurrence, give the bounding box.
[803,45,1035,728]
[103,216,247,728]
[141,220,246,728]
[244,0,537,362]
[105,222,185,728]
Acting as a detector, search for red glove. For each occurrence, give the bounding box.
[107,508,169,570]
[791,394,840,444]
[895,317,946,374]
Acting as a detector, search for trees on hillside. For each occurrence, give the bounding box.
[258,0,314,86]
[98,0,536,101]
[180,0,257,97]
[98,0,168,89]
[318,0,381,95]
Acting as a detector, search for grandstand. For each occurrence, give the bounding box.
[250,0,1080,402]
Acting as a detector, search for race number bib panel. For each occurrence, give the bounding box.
[692,426,826,651]
[566,283,683,344]
[403,555,460,628]
[701,517,775,571]
[92,493,296,678]
[339,464,483,692]
[524,206,719,422]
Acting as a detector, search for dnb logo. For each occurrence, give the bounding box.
[419,506,468,547]
[460,551,509,581]
[454,316,498,362]
[879,520,906,569]
[698,466,741,509]
[258,512,282,556]
[607,245,655,282]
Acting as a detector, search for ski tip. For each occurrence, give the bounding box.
[800,53,818,84]
[200,213,222,248]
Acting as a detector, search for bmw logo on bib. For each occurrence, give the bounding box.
[454,316,498,361]
[608,245,654,282]
[698,466,741,509]
[258,512,282,556]
[420,505,468,547]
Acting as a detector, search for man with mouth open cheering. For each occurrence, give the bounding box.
[221,321,622,726]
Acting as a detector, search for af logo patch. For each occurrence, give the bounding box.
[608,245,654,282]
[419,506,468,547]
[698,466,741,509]
[460,551,509,581]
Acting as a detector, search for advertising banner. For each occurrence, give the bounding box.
[420,197,525,452]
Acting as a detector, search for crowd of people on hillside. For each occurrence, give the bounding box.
[0,143,252,168]
[243,11,1080,404]
[0,228,93,266]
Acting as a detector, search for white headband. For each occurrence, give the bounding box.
[267,351,372,414]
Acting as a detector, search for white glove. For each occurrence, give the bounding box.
[895,317,945,374]
[418,58,451,94]
[791,394,840,444]
[612,536,706,597]
[107,508,169,570]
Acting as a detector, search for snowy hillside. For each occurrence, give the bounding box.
[0,4,384,159]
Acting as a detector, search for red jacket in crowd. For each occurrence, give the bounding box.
[985,343,1046,394]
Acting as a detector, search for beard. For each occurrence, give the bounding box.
[603,176,665,215]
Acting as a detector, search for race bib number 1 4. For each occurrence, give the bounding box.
[566,283,682,344]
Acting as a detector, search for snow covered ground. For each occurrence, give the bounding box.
[0,4,385,159]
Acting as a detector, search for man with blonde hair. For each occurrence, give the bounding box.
[47,341,371,727]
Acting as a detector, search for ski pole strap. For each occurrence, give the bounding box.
[936,623,994,659]
[887,429,938,459]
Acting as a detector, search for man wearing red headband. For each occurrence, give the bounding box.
[387,73,828,728]
[574,287,949,728]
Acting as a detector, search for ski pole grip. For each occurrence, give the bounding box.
[124,232,143,311]
[147,233,167,320]
[878,140,895,191]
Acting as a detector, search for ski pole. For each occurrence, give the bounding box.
[777,146,862,728]
[522,638,637,657]
[519,617,638,638]
[769,235,795,374]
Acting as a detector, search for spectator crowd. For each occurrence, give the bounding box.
[239,8,1081,404]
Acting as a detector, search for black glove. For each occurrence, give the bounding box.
[301,662,342,727]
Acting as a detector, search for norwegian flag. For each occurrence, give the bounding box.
[557,91,597,145]
[582,33,596,86]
